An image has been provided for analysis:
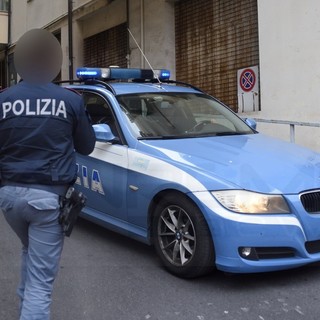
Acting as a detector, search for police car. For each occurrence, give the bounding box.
[66,66,320,278]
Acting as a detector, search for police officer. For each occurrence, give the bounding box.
[0,29,96,319]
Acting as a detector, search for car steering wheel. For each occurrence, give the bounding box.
[187,120,213,132]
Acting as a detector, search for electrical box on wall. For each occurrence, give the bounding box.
[237,65,260,113]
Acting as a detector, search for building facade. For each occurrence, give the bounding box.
[0,0,9,88]
[1,0,320,151]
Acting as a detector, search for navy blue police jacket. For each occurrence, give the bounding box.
[0,81,96,188]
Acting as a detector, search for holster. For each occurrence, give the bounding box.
[59,186,87,237]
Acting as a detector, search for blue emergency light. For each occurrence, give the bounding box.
[76,68,110,79]
[76,67,170,81]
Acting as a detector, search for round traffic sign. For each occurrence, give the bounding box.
[240,68,256,92]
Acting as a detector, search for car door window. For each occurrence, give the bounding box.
[83,92,120,139]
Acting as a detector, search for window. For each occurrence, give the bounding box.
[117,93,253,139]
[83,23,127,68]
[0,0,8,11]
[82,92,121,142]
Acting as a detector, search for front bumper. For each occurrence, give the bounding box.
[214,222,320,273]
[193,191,320,273]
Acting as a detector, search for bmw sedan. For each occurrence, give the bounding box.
[67,67,320,278]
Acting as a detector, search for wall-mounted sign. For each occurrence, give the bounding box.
[237,66,259,112]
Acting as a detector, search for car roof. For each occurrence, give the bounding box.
[66,67,205,96]
[108,82,202,95]
[66,81,203,96]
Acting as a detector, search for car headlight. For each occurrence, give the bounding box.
[211,190,290,214]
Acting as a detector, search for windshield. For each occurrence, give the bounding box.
[117,93,254,139]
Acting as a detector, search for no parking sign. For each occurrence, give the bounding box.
[237,66,259,112]
[240,68,256,92]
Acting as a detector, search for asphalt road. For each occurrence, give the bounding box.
[1,211,320,320]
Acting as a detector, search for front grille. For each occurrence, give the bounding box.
[300,191,320,213]
[255,247,295,259]
[305,240,320,254]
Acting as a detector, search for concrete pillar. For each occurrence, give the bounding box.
[128,0,176,79]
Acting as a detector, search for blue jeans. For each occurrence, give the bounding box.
[0,186,64,320]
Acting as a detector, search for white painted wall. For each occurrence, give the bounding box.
[0,11,8,44]
[10,0,27,43]
[78,0,126,39]
[26,0,67,30]
[128,0,176,78]
[11,0,176,81]
[247,0,320,151]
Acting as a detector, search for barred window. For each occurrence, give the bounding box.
[83,23,127,68]
[175,0,259,111]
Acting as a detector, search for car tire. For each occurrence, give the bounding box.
[152,193,215,278]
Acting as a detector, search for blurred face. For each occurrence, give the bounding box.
[14,28,62,84]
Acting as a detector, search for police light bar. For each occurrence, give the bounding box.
[76,68,109,79]
[76,67,170,81]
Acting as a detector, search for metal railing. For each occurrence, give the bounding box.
[253,118,320,143]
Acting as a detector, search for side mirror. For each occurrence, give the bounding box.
[93,124,116,142]
[244,118,257,130]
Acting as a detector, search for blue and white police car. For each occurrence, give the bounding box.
[66,66,320,278]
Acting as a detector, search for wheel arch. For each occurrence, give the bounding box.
[148,188,216,278]
[147,189,214,246]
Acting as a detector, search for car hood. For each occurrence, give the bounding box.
[138,133,320,194]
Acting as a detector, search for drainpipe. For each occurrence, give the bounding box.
[140,0,144,68]
[68,0,73,80]
[5,0,12,87]
[126,0,130,67]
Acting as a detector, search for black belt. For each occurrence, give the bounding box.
[0,180,69,196]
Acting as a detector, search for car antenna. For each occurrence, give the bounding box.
[127,28,162,84]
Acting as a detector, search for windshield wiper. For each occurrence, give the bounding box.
[138,135,193,140]
[215,131,249,136]
[138,132,252,140]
